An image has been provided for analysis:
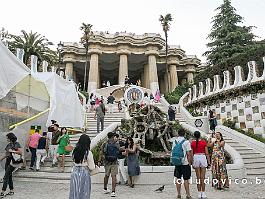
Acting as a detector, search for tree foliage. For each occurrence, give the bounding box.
[165,83,191,104]
[204,0,256,66]
[196,0,265,84]
[7,30,58,69]
[80,23,93,91]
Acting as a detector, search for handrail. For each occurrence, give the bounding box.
[9,108,50,130]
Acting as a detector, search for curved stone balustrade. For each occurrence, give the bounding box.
[186,58,265,104]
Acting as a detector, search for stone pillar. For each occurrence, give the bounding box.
[148,54,159,94]
[143,64,149,89]
[169,64,178,91]
[187,72,194,84]
[65,62,74,80]
[87,53,99,92]
[118,54,128,85]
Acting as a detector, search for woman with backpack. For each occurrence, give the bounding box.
[69,134,95,199]
[191,131,210,199]
[125,137,140,188]
[0,133,23,198]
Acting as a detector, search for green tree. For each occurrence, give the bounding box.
[204,0,256,67]
[8,30,57,69]
[80,23,93,91]
[159,14,173,92]
[194,0,265,84]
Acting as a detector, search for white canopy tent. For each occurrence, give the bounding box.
[0,41,84,128]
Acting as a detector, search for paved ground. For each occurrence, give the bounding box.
[0,178,264,199]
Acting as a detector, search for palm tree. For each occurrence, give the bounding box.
[159,14,173,92]
[80,23,93,91]
[8,30,57,69]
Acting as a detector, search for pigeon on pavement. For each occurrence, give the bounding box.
[154,185,165,192]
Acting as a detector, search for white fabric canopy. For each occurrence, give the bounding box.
[33,73,84,127]
[0,41,30,98]
[0,41,84,128]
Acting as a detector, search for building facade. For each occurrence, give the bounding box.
[61,31,200,93]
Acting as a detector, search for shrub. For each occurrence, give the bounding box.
[165,83,191,104]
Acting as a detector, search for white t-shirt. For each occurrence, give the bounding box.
[171,137,191,165]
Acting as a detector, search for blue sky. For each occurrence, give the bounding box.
[1,0,264,62]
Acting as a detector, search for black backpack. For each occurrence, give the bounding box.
[105,142,118,162]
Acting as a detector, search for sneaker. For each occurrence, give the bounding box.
[198,192,202,198]
[110,192,116,197]
[177,195,181,199]
[201,192,207,199]
[186,196,193,199]
[103,188,110,194]
[29,167,34,171]
[51,164,55,168]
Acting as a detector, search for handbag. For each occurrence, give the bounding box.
[11,153,23,164]
[65,145,74,152]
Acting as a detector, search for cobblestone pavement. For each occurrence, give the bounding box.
[1,179,264,199]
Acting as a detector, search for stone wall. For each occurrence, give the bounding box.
[185,58,265,138]
[199,93,265,137]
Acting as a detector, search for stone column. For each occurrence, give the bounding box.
[65,62,74,80]
[169,64,178,91]
[87,53,99,92]
[148,54,159,94]
[187,72,194,84]
[143,64,149,88]
[118,54,129,85]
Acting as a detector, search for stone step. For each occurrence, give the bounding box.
[243,158,265,164]
[238,151,262,155]
[244,163,265,170]
[240,154,265,159]
[246,168,265,176]
[232,147,254,151]
[225,140,240,144]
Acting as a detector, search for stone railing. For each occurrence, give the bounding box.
[91,122,120,149]
[216,125,265,153]
[179,93,209,133]
[186,58,265,105]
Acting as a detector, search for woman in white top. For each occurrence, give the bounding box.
[69,134,95,199]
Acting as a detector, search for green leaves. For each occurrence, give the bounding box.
[165,83,191,104]
[205,0,256,66]
[8,30,58,68]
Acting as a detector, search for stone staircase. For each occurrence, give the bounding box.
[13,98,265,183]
[14,104,125,182]
[221,133,265,179]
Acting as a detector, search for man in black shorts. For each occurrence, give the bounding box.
[172,129,193,199]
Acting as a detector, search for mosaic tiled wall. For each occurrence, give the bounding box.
[199,93,265,136]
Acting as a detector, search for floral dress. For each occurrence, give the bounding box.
[211,141,229,189]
